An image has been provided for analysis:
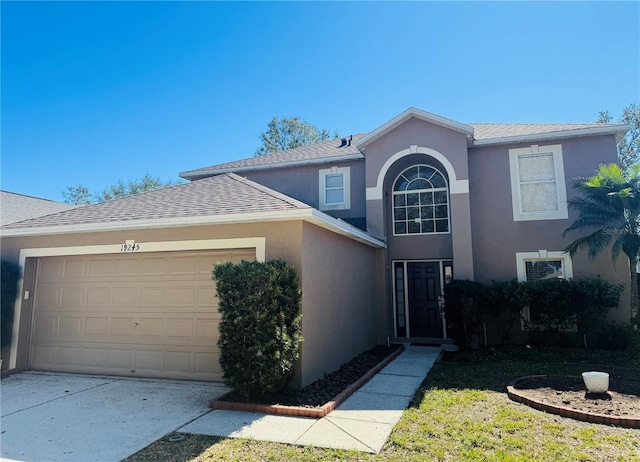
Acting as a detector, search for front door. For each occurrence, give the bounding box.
[407,262,443,338]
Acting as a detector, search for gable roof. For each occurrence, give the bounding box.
[1,173,385,248]
[181,135,366,180]
[1,191,77,226]
[180,109,627,180]
[356,107,475,149]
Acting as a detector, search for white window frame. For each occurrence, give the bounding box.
[319,166,350,211]
[392,165,451,236]
[516,250,574,330]
[509,144,568,221]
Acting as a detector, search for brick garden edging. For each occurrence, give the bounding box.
[507,375,640,429]
[209,344,406,418]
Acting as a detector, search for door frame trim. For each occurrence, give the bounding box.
[392,259,449,340]
[10,237,266,370]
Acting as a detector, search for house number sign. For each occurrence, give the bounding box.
[121,241,141,252]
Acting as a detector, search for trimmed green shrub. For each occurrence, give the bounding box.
[597,322,640,356]
[482,279,524,345]
[444,280,484,349]
[520,279,576,333]
[213,259,302,401]
[446,277,623,348]
[1,260,21,348]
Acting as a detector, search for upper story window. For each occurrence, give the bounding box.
[319,166,350,211]
[509,144,568,221]
[393,165,450,235]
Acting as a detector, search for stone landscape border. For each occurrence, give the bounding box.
[209,344,405,418]
[507,375,640,429]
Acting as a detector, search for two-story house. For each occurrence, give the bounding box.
[0,108,629,388]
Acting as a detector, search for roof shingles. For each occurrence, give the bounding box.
[181,123,625,178]
[2,174,310,230]
[181,135,365,178]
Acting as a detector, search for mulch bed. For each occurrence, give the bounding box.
[512,375,640,418]
[220,344,402,408]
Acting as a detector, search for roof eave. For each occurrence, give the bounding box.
[0,208,386,249]
[356,107,474,149]
[180,153,365,180]
[471,125,629,147]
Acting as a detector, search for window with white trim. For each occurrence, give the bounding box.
[392,165,450,235]
[319,166,350,211]
[516,251,573,282]
[516,251,574,329]
[509,144,568,221]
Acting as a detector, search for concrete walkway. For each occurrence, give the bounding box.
[180,345,442,453]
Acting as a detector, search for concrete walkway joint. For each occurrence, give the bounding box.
[179,345,442,453]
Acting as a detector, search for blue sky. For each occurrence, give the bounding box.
[2,1,638,201]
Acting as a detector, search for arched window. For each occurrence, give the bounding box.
[392,165,450,235]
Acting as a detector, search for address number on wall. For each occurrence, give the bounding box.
[121,243,141,252]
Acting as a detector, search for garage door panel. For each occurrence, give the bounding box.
[88,258,112,277]
[30,249,254,381]
[63,260,86,278]
[140,256,167,276]
[167,286,196,307]
[168,255,199,276]
[134,350,164,372]
[35,286,61,308]
[31,344,56,366]
[195,352,222,376]
[166,319,194,338]
[195,319,219,342]
[136,318,163,338]
[165,351,193,373]
[38,258,64,281]
[112,287,136,306]
[197,287,217,307]
[61,286,85,307]
[84,317,108,337]
[59,317,82,336]
[87,287,110,307]
[113,258,139,277]
[139,287,165,307]
[111,317,136,337]
[34,315,59,337]
[107,348,133,369]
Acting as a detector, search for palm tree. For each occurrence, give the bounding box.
[563,163,640,328]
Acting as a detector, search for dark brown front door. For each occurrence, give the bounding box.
[407,262,443,338]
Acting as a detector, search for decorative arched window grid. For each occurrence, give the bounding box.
[392,165,450,235]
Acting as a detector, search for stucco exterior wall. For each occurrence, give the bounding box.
[363,117,470,190]
[0,221,309,374]
[243,159,366,222]
[468,134,629,324]
[298,221,380,387]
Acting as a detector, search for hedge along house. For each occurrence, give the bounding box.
[0,107,630,387]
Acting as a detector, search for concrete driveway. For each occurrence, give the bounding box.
[1,372,229,462]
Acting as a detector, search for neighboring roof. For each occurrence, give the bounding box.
[1,173,385,248]
[180,108,627,180]
[181,135,366,180]
[1,191,77,226]
[356,107,475,149]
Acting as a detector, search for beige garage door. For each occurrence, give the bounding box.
[29,249,255,381]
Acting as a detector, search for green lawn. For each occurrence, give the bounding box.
[124,347,640,462]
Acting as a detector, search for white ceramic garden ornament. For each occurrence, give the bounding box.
[582,371,609,393]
